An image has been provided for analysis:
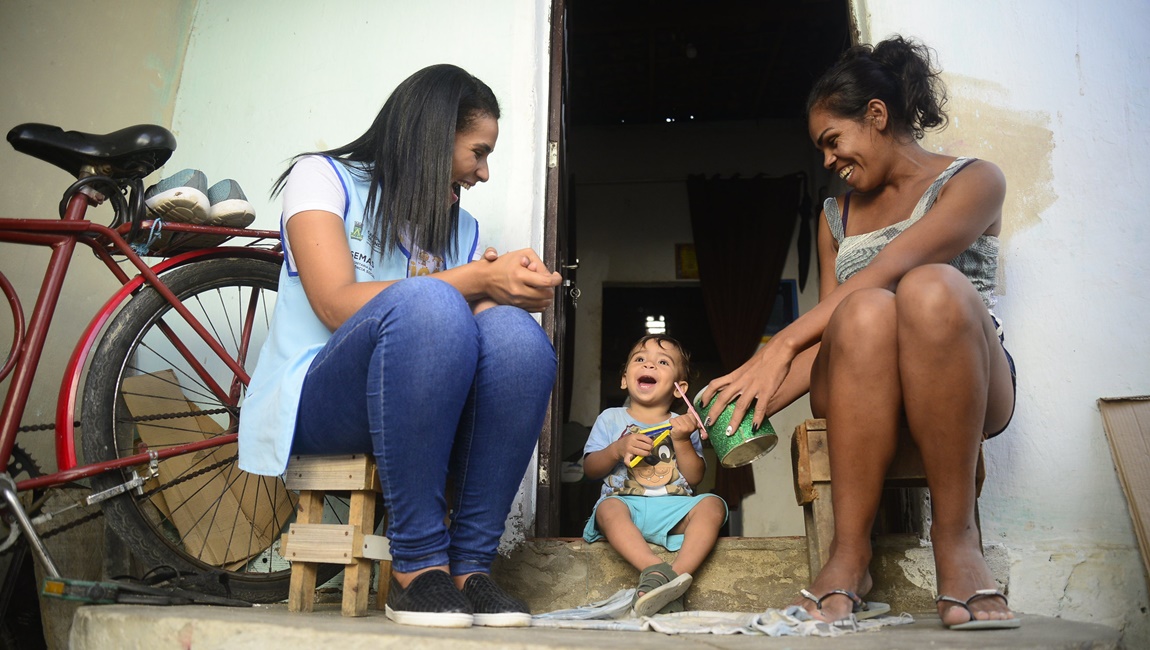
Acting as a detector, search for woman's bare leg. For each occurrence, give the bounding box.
[896,265,1015,624]
[796,288,902,621]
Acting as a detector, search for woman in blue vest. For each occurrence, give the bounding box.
[700,37,1018,629]
[239,64,561,628]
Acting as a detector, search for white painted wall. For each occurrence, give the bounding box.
[0,0,196,470]
[855,0,1150,642]
[169,0,551,257]
[168,0,554,544]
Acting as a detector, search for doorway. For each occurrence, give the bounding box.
[541,0,854,536]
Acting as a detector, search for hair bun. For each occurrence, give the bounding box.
[806,34,948,140]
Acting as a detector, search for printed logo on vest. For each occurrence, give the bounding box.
[350,221,363,241]
[352,250,375,275]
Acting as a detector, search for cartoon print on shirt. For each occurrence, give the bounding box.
[614,424,690,497]
[396,227,446,278]
[408,247,443,277]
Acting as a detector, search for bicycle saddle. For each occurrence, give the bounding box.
[7,123,175,181]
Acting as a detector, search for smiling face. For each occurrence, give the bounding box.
[450,112,499,203]
[809,100,889,193]
[621,338,687,408]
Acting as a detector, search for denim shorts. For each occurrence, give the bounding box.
[988,312,1016,439]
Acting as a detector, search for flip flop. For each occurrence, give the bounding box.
[936,589,1021,630]
[800,588,891,623]
[632,562,692,617]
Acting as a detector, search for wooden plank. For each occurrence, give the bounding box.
[287,560,319,613]
[376,560,392,611]
[792,421,817,505]
[807,483,835,579]
[808,430,831,482]
[282,524,360,564]
[1099,396,1150,580]
[284,454,378,492]
[342,558,372,617]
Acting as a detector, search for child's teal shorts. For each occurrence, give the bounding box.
[582,493,728,551]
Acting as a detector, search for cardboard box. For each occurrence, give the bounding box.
[1099,395,1150,582]
[120,370,296,567]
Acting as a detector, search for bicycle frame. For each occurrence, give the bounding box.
[0,190,281,493]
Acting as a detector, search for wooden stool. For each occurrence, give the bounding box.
[791,418,985,579]
[281,454,391,616]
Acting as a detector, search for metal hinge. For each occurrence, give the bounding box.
[548,141,558,168]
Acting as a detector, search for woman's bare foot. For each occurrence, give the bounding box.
[933,533,1015,625]
[792,547,874,622]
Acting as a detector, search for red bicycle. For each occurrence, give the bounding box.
[0,123,355,605]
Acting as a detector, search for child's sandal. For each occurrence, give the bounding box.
[657,594,685,615]
[632,562,692,617]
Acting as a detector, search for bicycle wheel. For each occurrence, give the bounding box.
[81,256,363,603]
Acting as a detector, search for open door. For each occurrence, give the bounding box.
[536,0,574,536]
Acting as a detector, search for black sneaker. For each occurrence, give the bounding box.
[385,570,473,628]
[460,573,531,627]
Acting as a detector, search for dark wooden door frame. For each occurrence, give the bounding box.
[536,0,567,537]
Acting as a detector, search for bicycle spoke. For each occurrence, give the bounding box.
[81,257,324,601]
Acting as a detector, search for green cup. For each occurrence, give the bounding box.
[694,389,778,468]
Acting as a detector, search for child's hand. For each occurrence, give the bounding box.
[617,432,653,465]
[668,414,698,442]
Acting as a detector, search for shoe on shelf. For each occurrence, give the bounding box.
[384,570,474,628]
[144,168,210,224]
[206,178,256,228]
[460,573,531,627]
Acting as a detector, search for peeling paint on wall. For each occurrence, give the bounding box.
[1008,544,1150,640]
[896,543,1012,593]
[925,75,1056,296]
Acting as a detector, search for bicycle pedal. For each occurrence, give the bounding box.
[42,577,120,604]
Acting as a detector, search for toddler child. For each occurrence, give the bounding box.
[582,334,728,616]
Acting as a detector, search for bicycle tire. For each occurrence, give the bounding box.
[80,256,367,603]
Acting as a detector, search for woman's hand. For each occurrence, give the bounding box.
[479,248,562,312]
[700,340,796,432]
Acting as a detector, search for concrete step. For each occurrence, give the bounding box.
[491,536,1006,614]
[67,537,1124,648]
[71,604,1120,649]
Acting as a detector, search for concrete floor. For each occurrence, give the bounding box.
[51,536,1130,649]
[70,603,1121,650]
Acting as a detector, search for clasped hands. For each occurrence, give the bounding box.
[478,247,562,313]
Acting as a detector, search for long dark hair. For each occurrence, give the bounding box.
[273,64,500,259]
[806,35,947,140]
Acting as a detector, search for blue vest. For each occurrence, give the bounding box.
[239,157,479,475]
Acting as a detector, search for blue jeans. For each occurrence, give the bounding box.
[292,277,556,575]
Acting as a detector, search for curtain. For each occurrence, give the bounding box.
[687,173,804,511]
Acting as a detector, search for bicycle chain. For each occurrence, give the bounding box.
[12,409,238,541]
[15,406,231,433]
[35,453,237,541]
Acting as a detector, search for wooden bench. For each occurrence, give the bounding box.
[280,454,391,616]
[791,418,985,579]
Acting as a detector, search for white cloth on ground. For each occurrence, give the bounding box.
[530,587,914,636]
